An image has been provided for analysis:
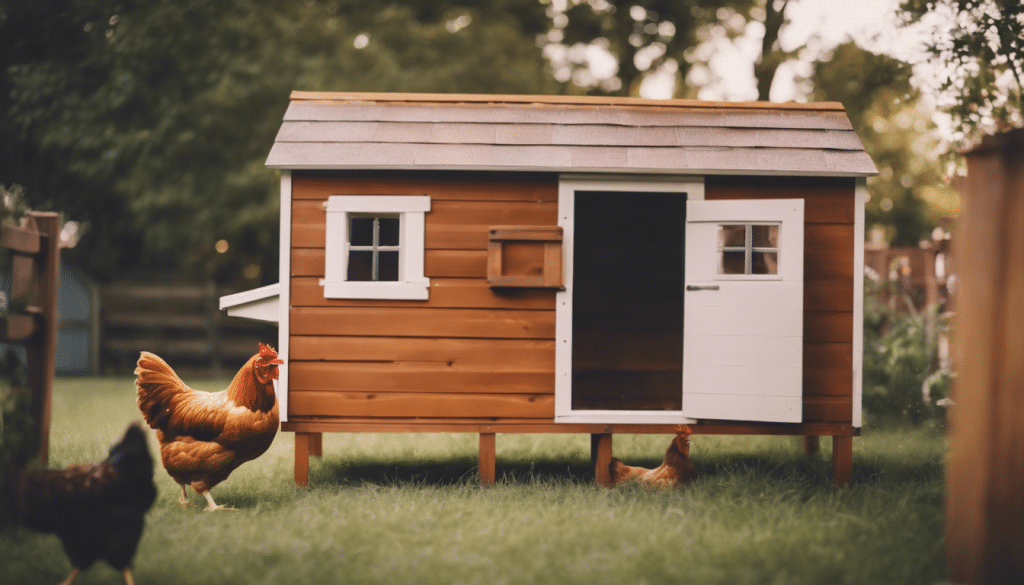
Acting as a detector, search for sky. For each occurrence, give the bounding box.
[638,0,910,101]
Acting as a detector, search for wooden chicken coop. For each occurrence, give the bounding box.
[220,92,875,487]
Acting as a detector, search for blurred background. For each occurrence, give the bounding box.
[1,1,1020,420]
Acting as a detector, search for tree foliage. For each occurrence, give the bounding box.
[899,0,1024,138]
[811,42,953,245]
[0,0,557,285]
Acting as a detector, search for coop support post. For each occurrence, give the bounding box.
[294,432,312,486]
[831,435,852,487]
[309,432,322,458]
[593,433,613,488]
[25,212,59,468]
[479,433,496,487]
[802,435,820,456]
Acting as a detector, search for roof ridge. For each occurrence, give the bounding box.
[288,91,846,112]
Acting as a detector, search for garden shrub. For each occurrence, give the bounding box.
[863,275,951,424]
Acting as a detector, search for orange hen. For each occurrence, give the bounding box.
[609,425,698,488]
[135,343,282,510]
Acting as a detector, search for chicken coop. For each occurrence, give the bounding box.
[220,92,875,487]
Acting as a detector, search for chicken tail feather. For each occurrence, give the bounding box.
[135,352,189,430]
[609,458,648,486]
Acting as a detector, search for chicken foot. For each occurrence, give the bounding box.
[200,489,235,512]
[177,484,194,507]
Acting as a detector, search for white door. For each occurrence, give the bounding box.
[682,199,804,423]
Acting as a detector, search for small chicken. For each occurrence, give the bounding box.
[135,342,282,511]
[16,422,157,585]
[609,425,698,488]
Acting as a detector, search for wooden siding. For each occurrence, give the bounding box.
[289,171,558,420]
[706,175,856,424]
[290,171,856,426]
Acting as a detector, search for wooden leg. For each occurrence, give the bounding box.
[832,435,853,487]
[802,435,820,456]
[593,433,613,488]
[309,432,322,458]
[479,433,496,487]
[294,432,311,487]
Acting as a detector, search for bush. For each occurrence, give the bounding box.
[0,349,35,525]
[863,276,951,424]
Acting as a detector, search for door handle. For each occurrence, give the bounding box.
[686,285,720,291]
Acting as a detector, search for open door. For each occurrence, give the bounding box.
[682,199,804,423]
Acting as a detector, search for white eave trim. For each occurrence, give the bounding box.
[219,283,281,323]
[264,163,877,178]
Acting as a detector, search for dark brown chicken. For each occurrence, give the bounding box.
[135,342,281,511]
[609,425,698,488]
[16,422,157,585]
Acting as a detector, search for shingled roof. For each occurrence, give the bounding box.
[266,92,877,177]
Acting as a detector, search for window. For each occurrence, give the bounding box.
[324,195,430,299]
[717,223,779,276]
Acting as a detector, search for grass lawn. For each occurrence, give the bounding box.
[1,377,947,585]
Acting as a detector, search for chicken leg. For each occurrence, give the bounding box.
[59,567,82,585]
[200,490,234,511]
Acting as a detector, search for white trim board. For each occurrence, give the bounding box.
[853,178,866,429]
[278,171,292,422]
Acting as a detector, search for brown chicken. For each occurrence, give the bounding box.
[609,425,698,488]
[135,342,282,511]
[16,422,157,585]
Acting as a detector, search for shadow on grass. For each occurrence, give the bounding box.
[296,447,943,491]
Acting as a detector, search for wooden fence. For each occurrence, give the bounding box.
[0,212,60,467]
[100,281,277,377]
[946,128,1024,584]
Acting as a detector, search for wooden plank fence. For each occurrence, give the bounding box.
[946,128,1024,584]
[100,281,277,377]
[1,212,60,467]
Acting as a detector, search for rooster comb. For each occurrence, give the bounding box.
[257,342,279,360]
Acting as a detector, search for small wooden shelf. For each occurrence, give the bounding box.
[487,225,563,289]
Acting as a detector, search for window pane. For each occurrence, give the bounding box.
[752,224,778,248]
[720,250,746,274]
[718,225,746,248]
[347,251,374,281]
[377,217,400,246]
[350,217,375,246]
[751,251,778,274]
[378,251,399,281]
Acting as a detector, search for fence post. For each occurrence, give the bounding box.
[946,129,1024,584]
[23,212,60,468]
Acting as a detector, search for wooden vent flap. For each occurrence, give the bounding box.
[487,226,563,289]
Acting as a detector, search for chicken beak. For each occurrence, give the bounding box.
[268,359,284,366]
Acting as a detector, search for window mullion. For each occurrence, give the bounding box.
[744,223,752,275]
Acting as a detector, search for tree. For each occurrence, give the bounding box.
[548,0,793,100]
[898,0,1024,139]
[0,0,556,285]
[811,42,953,246]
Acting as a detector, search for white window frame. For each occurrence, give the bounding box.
[715,222,783,280]
[324,195,430,300]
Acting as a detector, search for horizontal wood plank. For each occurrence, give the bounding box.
[289,390,554,418]
[805,279,854,312]
[292,171,558,202]
[805,311,853,343]
[291,277,555,310]
[803,395,853,423]
[289,336,554,366]
[705,175,856,224]
[289,362,553,393]
[290,307,556,339]
[293,248,488,278]
[0,223,42,254]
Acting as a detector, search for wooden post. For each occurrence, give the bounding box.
[946,129,1024,585]
[294,432,311,486]
[801,435,820,456]
[309,432,322,458]
[479,432,496,487]
[831,435,852,487]
[593,433,613,487]
[24,212,59,469]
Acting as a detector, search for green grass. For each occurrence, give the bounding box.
[1,377,947,585]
